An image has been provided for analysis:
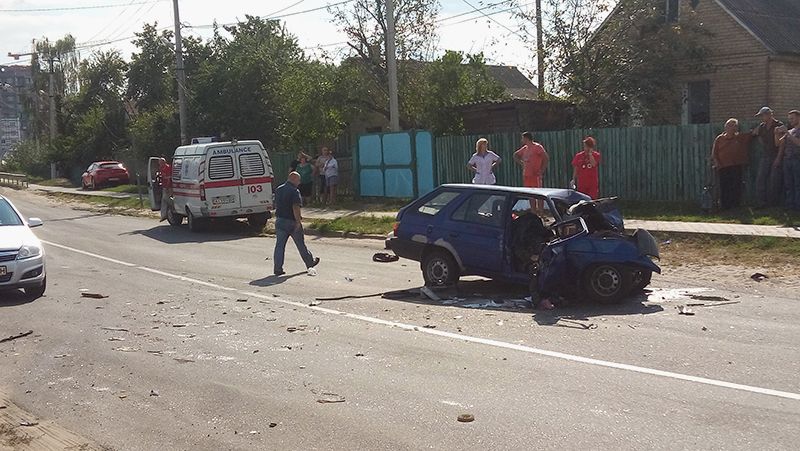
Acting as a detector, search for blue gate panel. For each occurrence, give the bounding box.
[382,133,412,166]
[358,135,383,166]
[384,168,414,198]
[360,168,385,197]
[415,131,435,195]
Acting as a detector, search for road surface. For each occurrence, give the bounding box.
[1,188,798,450]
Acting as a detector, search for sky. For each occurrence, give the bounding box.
[0,0,537,78]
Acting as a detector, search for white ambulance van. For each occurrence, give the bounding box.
[148,139,274,232]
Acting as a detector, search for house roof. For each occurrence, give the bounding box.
[484,65,539,100]
[716,0,800,55]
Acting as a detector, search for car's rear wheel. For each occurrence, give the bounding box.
[421,249,459,287]
[186,209,206,233]
[582,264,631,304]
[166,206,183,227]
[630,268,652,293]
[24,277,46,299]
[248,213,269,231]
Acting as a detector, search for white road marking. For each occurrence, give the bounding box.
[43,239,800,402]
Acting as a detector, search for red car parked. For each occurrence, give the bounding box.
[81,161,130,190]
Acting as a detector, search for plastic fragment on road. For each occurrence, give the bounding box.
[677,305,695,316]
[316,392,346,403]
[150,389,159,397]
[0,330,33,344]
[750,273,768,282]
[344,275,354,282]
[457,414,475,423]
[307,267,318,276]
[81,292,108,299]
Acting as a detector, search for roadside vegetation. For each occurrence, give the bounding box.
[621,201,800,227]
[308,215,395,236]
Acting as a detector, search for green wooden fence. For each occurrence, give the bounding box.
[435,122,764,202]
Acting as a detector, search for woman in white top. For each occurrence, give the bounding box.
[467,138,501,185]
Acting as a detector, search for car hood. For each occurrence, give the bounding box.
[0,225,39,251]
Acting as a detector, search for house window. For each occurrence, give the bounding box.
[666,0,680,23]
[684,80,711,125]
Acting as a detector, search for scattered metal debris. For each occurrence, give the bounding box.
[677,305,695,316]
[80,292,108,299]
[236,298,248,302]
[19,420,39,427]
[457,414,475,423]
[316,392,346,403]
[0,330,33,344]
[309,301,322,306]
[100,327,129,332]
[108,337,125,342]
[751,273,769,282]
[173,358,195,364]
[149,389,159,397]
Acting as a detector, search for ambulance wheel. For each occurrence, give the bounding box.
[186,209,206,233]
[166,207,184,227]
[248,213,269,231]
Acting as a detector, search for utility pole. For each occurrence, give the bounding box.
[535,0,545,99]
[172,0,189,145]
[385,0,400,132]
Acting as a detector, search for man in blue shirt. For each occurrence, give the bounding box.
[273,172,320,276]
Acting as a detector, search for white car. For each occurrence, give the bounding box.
[0,195,46,298]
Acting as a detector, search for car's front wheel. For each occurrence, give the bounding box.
[421,250,459,287]
[24,277,46,299]
[582,264,631,304]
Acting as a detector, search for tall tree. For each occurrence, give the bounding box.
[330,0,439,125]
[516,0,708,127]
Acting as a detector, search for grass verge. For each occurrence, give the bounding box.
[104,184,145,194]
[308,215,395,236]
[46,192,150,211]
[652,232,800,269]
[620,200,800,227]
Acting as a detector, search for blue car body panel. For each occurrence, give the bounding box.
[388,185,660,293]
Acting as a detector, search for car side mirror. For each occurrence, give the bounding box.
[28,218,43,228]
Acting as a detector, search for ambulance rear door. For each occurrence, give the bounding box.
[205,149,242,213]
[238,148,272,210]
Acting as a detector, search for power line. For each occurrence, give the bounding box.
[85,0,139,43]
[266,0,306,17]
[457,0,527,40]
[0,0,168,13]
[186,0,356,30]
[435,0,512,24]
[440,1,536,27]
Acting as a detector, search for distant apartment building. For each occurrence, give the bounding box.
[0,65,33,159]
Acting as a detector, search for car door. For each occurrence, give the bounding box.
[237,150,271,209]
[147,157,162,212]
[444,192,507,275]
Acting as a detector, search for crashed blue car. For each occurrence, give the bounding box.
[386,184,660,303]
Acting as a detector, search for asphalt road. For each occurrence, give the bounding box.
[1,188,799,450]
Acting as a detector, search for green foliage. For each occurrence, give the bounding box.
[414,51,506,134]
[522,0,709,127]
[4,141,52,179]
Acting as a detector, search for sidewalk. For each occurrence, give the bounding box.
[24,184,800,239]
[29,183,136,200]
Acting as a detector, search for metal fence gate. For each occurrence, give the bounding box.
[356,130,435,198]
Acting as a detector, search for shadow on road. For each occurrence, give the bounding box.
[378,279,663,324]
[250,272,306,287]
[121,221,262,244]
[0,289,37,307]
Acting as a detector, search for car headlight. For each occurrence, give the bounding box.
[18,244,42,260]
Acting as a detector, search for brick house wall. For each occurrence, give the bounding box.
[618,0,800,126]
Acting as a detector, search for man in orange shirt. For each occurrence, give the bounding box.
[513,131,549,188]
[711,118,753,210]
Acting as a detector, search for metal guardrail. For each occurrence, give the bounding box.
[0,172,29,188]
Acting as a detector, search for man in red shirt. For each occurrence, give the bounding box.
[513,131,549,188]
[571,136,602,199]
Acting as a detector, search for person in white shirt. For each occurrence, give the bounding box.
[467,138,501,185]
[323,150,339,205]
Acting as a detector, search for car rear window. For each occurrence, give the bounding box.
[239,153,265,177]
[0,199,23,226]
[417,191,460,216]
[99,163,122,169]
[209,156,235,180]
